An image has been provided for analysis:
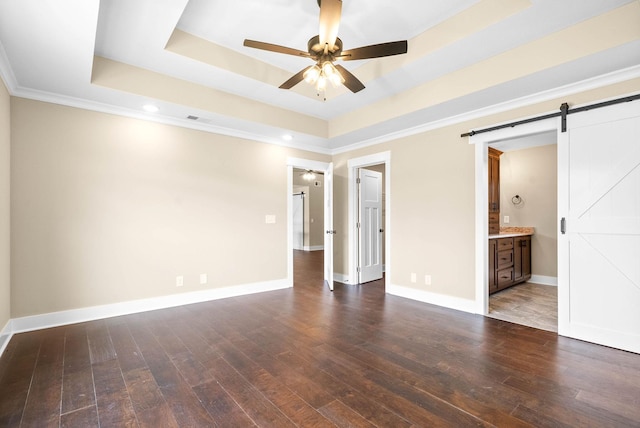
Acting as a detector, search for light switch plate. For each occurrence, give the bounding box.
[504,215,510,224]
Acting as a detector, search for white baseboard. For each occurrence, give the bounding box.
[333,268,387,285]
[11,279,291,334]
[530,275,558,286]
[386,283,477,314]
[0,319,12,358]
[303,245,324,251]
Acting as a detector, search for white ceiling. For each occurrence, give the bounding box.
[0,0,639,154]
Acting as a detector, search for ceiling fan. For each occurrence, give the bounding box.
[243,0,408,95]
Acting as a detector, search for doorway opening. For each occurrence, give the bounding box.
[486,132,558,332]
[356,165,385,284]
[471,118,559,331]
[292,168,325,252]
[347,151,390,286]
[287,158,333,290]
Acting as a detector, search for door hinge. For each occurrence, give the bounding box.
[561,217,566,234]
[356,178,361,184]
[357,222,360,228]
[357,267,361,273]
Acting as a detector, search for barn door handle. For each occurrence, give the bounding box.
[561,218,566,235]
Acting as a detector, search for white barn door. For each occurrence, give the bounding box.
[558,100,640,354]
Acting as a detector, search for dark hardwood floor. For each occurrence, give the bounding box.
[1,250,640,427]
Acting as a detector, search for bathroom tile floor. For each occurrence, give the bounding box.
[489,282,558,332]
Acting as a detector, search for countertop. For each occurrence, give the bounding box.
[489,226,534,239]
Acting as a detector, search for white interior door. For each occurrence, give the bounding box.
[559,100,640,354]
[324,162,334,290]
[292,193,304,250]
[358,168,383,283]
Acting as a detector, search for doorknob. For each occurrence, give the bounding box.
[326,230,336,234]
[379,229,384,233]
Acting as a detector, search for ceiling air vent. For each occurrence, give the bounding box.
[186,115,199,120]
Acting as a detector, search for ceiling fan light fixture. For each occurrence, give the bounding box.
[244,0,407,95]
[321,61,334,76]
[303,65,321,84]
[316,75,327,91]
[302,170,316,181]
[321,61,343,88]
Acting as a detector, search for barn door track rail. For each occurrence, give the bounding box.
[461,93,640,138]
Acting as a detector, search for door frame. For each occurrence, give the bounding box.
[347,151,391,285]
[287,158,333,288]
[470,118,559,316]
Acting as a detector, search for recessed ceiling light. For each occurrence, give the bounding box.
[143,104,159,113]
[283,134,293,141]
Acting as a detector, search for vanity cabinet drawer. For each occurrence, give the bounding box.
[497,268,514,287]
[496,237,513,251]
[497,249,514,270]
[489,213,500,235]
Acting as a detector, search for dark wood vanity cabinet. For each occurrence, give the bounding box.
[489,239,497,292]
[489,234,531,294]
[513,235,532,283]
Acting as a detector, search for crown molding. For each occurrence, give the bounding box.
[330,64,640,155]
[9,84,333,155]
[0,40,17,93]
[2,34,639,158]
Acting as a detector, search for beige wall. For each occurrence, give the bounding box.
[333,78,640,300]
[500,145,558,278]
[7,77,640,318]
[332,126,476,299]
[0,78,9,331]
[10,99,328,318]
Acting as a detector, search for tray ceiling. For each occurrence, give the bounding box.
[0,0,639,153]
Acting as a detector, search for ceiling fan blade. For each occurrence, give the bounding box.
[334,64,365,93]
[341,40,408,61]
[279,66,313,89]
[243,39,310,57]
[318,0,342,51]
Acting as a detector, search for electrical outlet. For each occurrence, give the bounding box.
[176,275,184,287]
[425,275,432,285]
[410,273,417,283]
[265,215,276,224]
[200,273,207,285]
[504,215,510,224]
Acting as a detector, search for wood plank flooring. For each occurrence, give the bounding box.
[1,250,640,426]
[489,282,558,332]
